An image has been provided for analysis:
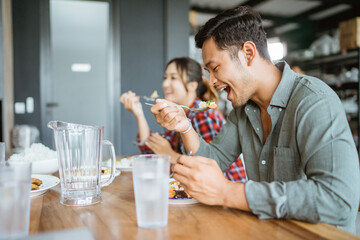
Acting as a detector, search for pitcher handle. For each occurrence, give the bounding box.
[101,140,116,187]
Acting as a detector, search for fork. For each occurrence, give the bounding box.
[144,102,209,112]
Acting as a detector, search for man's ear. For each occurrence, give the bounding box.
[240,41,256,66]
[187,81,198,92]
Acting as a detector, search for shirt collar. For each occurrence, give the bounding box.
[269,61,298,108]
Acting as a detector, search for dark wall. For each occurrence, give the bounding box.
[119,0,166,155]
[0,0,3,100]
[12,0,41,131]
[165,0,189,61]
[0,1,4,142]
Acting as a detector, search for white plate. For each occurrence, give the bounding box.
[116,157,133,171]
[117,166,132,172]
[169,198,199,205]
[168,178,198,205]
[31,174,60,197]
[104,158,133,172]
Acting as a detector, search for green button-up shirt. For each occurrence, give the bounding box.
[196,62,360,233]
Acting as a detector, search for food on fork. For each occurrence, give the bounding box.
[31,178,43,190]
[150,90,159,99]
[199,100,217,109]
[169,180,192,199]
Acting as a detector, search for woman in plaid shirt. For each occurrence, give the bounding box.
[120,57,247,183]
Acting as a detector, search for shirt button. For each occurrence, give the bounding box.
[246,108,249,111]
[279,108,282,112]
[256,128,259,131]
[261,160,266,165]
[253,109,256,112]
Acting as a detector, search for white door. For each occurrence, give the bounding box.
[49,0,110,138]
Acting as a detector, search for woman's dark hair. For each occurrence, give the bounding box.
[166,57,218,103]
[195,6,271,61]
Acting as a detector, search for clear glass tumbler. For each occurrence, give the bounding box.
[0,142,5,165]
[132,154,170,229]
[0,161,32,239]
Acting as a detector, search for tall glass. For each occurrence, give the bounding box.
[48,121,116,206]
[0,162,32,239]
[0,142,5,165]
[132,154,170,229]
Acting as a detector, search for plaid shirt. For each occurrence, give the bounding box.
[138,98,247,183]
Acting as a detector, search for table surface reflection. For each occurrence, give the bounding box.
[29,172,359,240]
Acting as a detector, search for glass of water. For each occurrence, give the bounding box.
[0,142,5,165]
[132,154,170,229]
[0,161,32,239]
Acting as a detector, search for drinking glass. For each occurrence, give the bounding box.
[132,154,170,229]
[0,161,32,239]
[0,142,5,165]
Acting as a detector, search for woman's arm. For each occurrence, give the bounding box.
[120,91,150,141]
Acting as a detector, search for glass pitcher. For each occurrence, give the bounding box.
[48,121,116,206]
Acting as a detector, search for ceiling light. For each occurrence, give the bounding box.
[274,23,299,34]
[262,19,274,28]
[309,4,351,20]
[254,0,321,17]
[190,0,247,9]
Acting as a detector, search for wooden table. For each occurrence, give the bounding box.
[30,172,359,240]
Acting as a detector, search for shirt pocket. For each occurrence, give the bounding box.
[272,147,302,182]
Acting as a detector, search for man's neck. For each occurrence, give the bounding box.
[251,61,282,111]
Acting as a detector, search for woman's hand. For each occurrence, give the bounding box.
[120,91,144,118]
[145,133,180,164]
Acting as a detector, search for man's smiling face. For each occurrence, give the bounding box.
[202,38,255,108]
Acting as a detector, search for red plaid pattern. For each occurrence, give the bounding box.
[137,98,247,183]
[224,154,247,183]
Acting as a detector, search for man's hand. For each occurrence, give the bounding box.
[173,155,250,211]
[150,99,190,133]
[172,155,229,205]
[120,91,143,118]
[145,133,180,164]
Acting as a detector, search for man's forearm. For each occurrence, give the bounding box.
[180,128,200,154]
[222,181,250,211]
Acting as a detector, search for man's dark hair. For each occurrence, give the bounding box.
[195,6,271,61]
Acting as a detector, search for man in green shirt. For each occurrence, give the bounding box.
[150,6,360,233]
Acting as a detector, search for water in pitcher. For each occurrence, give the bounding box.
[60,167,102,205]
[133,172,169,228]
